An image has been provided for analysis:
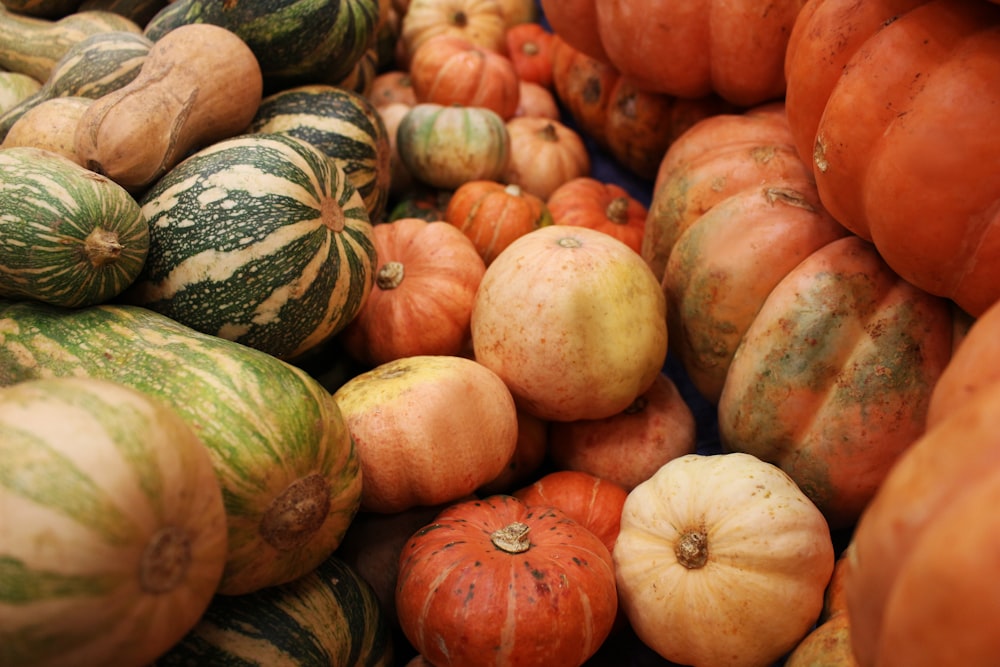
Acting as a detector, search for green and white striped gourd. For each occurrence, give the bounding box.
[125,131,377,361]
[0,299,364,597]
[0,8,141,82]
[0,71,41,114]
[154,555,394,667]
[0,376,228,667]
[0,30,152,141]
[0,146,149,307]
[249,83,392,223]
[143,0,378,91]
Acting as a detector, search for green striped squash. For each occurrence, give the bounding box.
[143,0,378,91]
[124,132,376,361]
[0,146,149,307]
[154,555,394,667]
[0,30,152,141]
[249,84,392,224]
[0,376,228,667]
[0,71,41,114]
[0,300,364,596]
[0,8,141,82]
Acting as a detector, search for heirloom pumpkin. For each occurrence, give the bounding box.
[614,452,835,667]
[472,225,667,422]
[395,494,618,667]
[784,0,1000,316]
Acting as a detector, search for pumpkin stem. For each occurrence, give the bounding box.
[451,10,468,27]
[557,236,583,249]
[83,227,124,268]
[140,526,192,594]
[764,187,816,212]
[491,521,531,553]
[377,260,405,289]
[504,183,523,198]
[521,40,540,56]
[538,122,559,142]
[605,196,629,225]
[260,473,332,551]
[675,528,709,569]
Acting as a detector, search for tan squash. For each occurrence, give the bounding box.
[74,23,263,191]
[1,95,91,164]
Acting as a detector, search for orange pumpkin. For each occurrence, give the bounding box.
[472,225,667,422]
[408,34,520,120]
[444,179,553,265]
[395,494,618,667]
[477,408,549,496]
[502,116,590,200]
[504,21,556,89]
[338,217,486,366]
[547,372,697,491]
[399,0,508,65]
[538,0,609,63]
[332,355,518,513]
[784,0,1000,316]
[546,176,647,254]
[369,70,417,108]
[514,80,559,119]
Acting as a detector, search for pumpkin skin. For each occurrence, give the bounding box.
[471,225,667,422]
[338,217,486,366]
[0,376,228,667]
[546,176,647,255]
[845,380,1000,667]
[613,452,835,667]
[444,179,553,265]
[408,34,520,120]
[395,494,618,667]
[332,355,518,513]
[717,235,956,530]
[784,0,1000,316]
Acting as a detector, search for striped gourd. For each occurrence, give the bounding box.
[0,30,152,141]
[0,8,141,82]
[143,0,379,90]
[0,299,364,596]
[0,146,149,307]
[0,376,228,667]
[154,555,394,667]
[125,132,377,361]
[0,71,41,114]
[249,84,392,224]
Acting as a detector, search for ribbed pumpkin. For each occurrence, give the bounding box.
[395,494,619,667]
[546,176,647,255]
[0,376,228,667]
[248,84,392,224]
[0,146,149,308]
[154,555,393,667]
[784,0,1000,316]
[124,132,376,361]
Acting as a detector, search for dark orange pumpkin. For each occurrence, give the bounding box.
[395,494,618,667]
[546,176,647,254]
[504,21,556,89]
[784,0,1000,316]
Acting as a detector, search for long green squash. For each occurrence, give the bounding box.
[143,0,378,91]
[0,146,149,308]
[153,555,393,666]
[124,132,377,361]
[0,299,363,596]
[0,376,228,667]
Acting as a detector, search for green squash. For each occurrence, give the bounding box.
[0,300,364,596]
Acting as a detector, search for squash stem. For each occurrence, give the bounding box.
[675,528,709,569]
[491,521,531,553]
[83,227,124,268]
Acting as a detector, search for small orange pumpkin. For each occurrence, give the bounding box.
[502,116,591,200]
[444,179,553,265]
[546,176,647,254]
[338,217,487,366]
[504,21,556,89]
[408,34,520,120]
[399,0,508,65]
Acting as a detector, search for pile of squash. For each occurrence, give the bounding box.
[1,0,999,665]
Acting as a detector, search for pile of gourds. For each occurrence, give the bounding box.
[1,0,999,665]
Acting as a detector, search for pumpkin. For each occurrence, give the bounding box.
[513,469,628,557]
[785,545,859,667]
[514,79,559,119]
[783,0,1000,316]
[547,372,697,491]
[399,0,507,64]
[155,555,393,666]
[614,452,835,667]
[471,225,667,422]
[444,179,553,265]
[408,34,520,120]
[395,494,618,667]
[504,21,555,89]
[502,116,590,200]
[332,355,518,513]
[845,379,1000,667]
[396,102,510,190]
[338,217,487,366]
[543,0,806,106]
[0,376,227,667]
[545,176,647,255]
[369,69,417,107]
[377,101,416,197]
